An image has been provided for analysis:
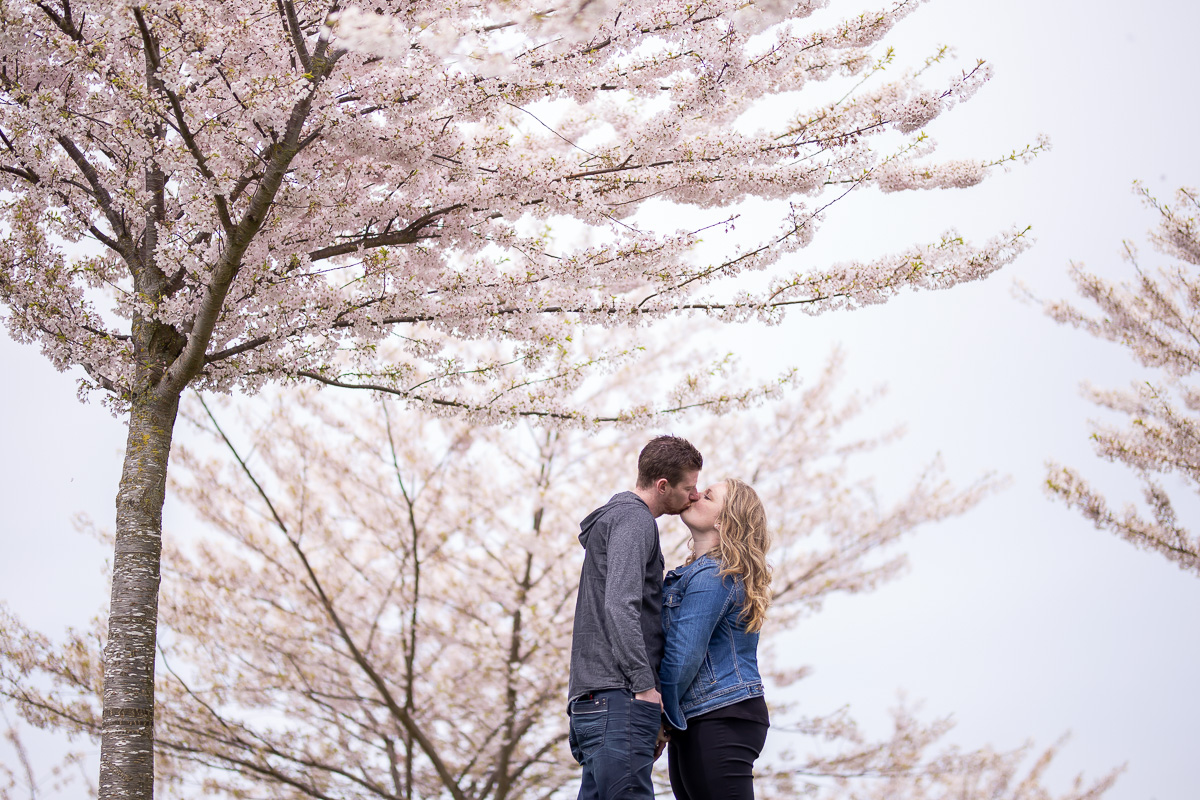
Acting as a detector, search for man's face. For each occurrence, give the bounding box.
[659,470,701,516]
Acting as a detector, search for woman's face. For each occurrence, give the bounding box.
[681,481,728,535]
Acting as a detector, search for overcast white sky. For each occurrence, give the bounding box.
[3,0,1199,798]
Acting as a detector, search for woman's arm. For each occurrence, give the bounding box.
[659,562,734,729]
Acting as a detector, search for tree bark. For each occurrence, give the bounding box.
[100,390,180,800]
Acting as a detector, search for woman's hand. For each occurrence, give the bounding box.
[654,726,671,760]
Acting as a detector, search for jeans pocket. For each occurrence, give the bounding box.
[569,697,608,763]
[629,699,661,755]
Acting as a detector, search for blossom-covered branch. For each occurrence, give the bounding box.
[1039,183,1200,577]
[1,0,1033,409]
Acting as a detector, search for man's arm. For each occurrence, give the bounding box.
[602,510,658,697]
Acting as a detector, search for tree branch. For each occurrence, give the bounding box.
[160,83,235,234]
[196,394,470,800]
[159,77,326,398]
[0,164,39,183]
[307,204,466,263]
[34,0,84,41]
[276,0,313,73]
[54,135,133,260]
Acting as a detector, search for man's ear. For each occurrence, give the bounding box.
[654,477,670,494]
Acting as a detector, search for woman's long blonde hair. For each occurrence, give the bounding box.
[713,478,772,633]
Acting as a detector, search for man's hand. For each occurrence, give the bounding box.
[634,687,662,707]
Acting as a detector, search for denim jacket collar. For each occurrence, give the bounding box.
[665,552,717,583]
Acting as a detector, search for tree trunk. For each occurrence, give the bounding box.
[99,392,180,800]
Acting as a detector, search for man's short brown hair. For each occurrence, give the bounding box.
[636,435,703,488]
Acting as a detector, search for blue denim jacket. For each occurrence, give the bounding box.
[658,554,764,730]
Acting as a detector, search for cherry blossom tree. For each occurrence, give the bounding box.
[1,0,1039,796]
[0,349,1117,799]
[1039,184,1200,577]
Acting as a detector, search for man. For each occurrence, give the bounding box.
[567,435,703,799]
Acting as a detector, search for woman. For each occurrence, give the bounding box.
[659,479,772,800]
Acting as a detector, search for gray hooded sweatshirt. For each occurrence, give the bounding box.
[567,491,665,702]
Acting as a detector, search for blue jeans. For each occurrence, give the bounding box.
[568,689,661,800]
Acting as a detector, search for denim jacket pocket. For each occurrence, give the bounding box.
[698,651,717,686]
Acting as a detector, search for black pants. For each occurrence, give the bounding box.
[667,717,769,800]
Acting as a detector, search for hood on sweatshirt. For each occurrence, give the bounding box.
[578,491,650,548]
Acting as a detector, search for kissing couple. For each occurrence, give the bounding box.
[568,435,772,800]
